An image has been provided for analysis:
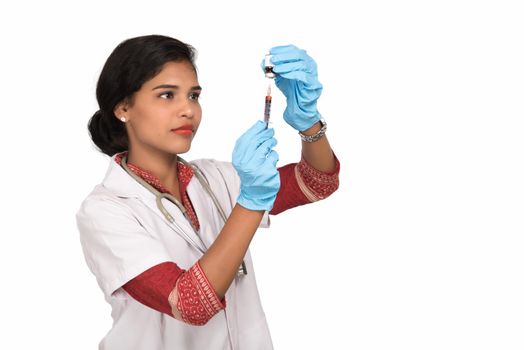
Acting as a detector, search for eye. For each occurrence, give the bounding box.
[159,91,174,99]
[189,92,200,101]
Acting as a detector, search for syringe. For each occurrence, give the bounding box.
[264,83,272,128]
[263,53,275,129]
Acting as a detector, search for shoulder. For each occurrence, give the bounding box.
[75,185,135,228]
[190,158,234,172]
[188,158,241,210]
[189,158,239,184]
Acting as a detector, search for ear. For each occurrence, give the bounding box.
[113,99,130,120]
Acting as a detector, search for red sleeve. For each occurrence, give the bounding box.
[122,261,226,325]
[122,262,184,316]
[270,162,310,215]
[270,153,340,215]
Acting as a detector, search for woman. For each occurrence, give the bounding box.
[76,34,340,350]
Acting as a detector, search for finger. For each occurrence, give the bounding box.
[252,138,277,163]
[269,44,300,55]
[275,70,309,84]
[272,61,309,75]
[254,126,275,144]
[242,128,275,162]
[270,50,309,65]
[266,149,279,166]
[234,120,268,159]
[254,136,277,158]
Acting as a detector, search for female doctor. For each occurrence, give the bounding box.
[76,34,340,350]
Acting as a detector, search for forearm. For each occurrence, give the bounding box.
[123,205,263,325]
[300,121,336,173]
[198,204,264,298]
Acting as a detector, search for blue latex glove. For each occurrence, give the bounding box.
[261,45,323,132]
[232,120,280,211]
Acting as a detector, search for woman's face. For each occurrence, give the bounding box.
[116,60,202,156]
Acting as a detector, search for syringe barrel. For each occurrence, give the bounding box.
[264,96,272,125]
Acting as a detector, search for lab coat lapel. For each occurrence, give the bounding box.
[186,175,223,249]
[139,194,207,253]
[101,154,206,253]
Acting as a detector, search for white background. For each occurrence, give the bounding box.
[0,0,523,349]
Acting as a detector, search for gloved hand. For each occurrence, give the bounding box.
[232,120,280,211]
[261,44,323,132]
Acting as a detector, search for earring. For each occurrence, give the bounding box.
[120,116,126,122]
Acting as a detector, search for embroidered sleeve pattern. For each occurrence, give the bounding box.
[168,261,226,326]
[270,153,340,215]
[295,153,340,202]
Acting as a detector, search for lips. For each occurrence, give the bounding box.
[172,125,193,131]
[171,125,194,136]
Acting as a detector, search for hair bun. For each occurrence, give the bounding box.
[88,109,127,156]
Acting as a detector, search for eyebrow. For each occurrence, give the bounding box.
[152,84,202,91]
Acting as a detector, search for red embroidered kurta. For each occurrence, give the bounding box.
[117,151,340,325]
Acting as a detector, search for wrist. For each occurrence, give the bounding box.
[299,117,327,143]
[284,108,321,132]
[300,120,322,136]
[233,202,266,217]
[237,193,276,212]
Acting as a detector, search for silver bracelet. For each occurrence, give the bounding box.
[299,118,327,142]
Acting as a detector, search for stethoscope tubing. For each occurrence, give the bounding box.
[120,154,247,275]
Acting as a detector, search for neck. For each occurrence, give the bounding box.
[127,146,179,192]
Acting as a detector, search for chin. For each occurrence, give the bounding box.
[172,144,191,155]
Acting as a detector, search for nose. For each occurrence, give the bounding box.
[177,98,195,119]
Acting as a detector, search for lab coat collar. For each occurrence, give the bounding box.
[101,152,152,199]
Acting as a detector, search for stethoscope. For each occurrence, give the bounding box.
[120,154,247,276]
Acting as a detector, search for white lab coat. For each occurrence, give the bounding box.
[76,152,273,350]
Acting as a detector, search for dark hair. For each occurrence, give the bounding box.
[88,35,197,156]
